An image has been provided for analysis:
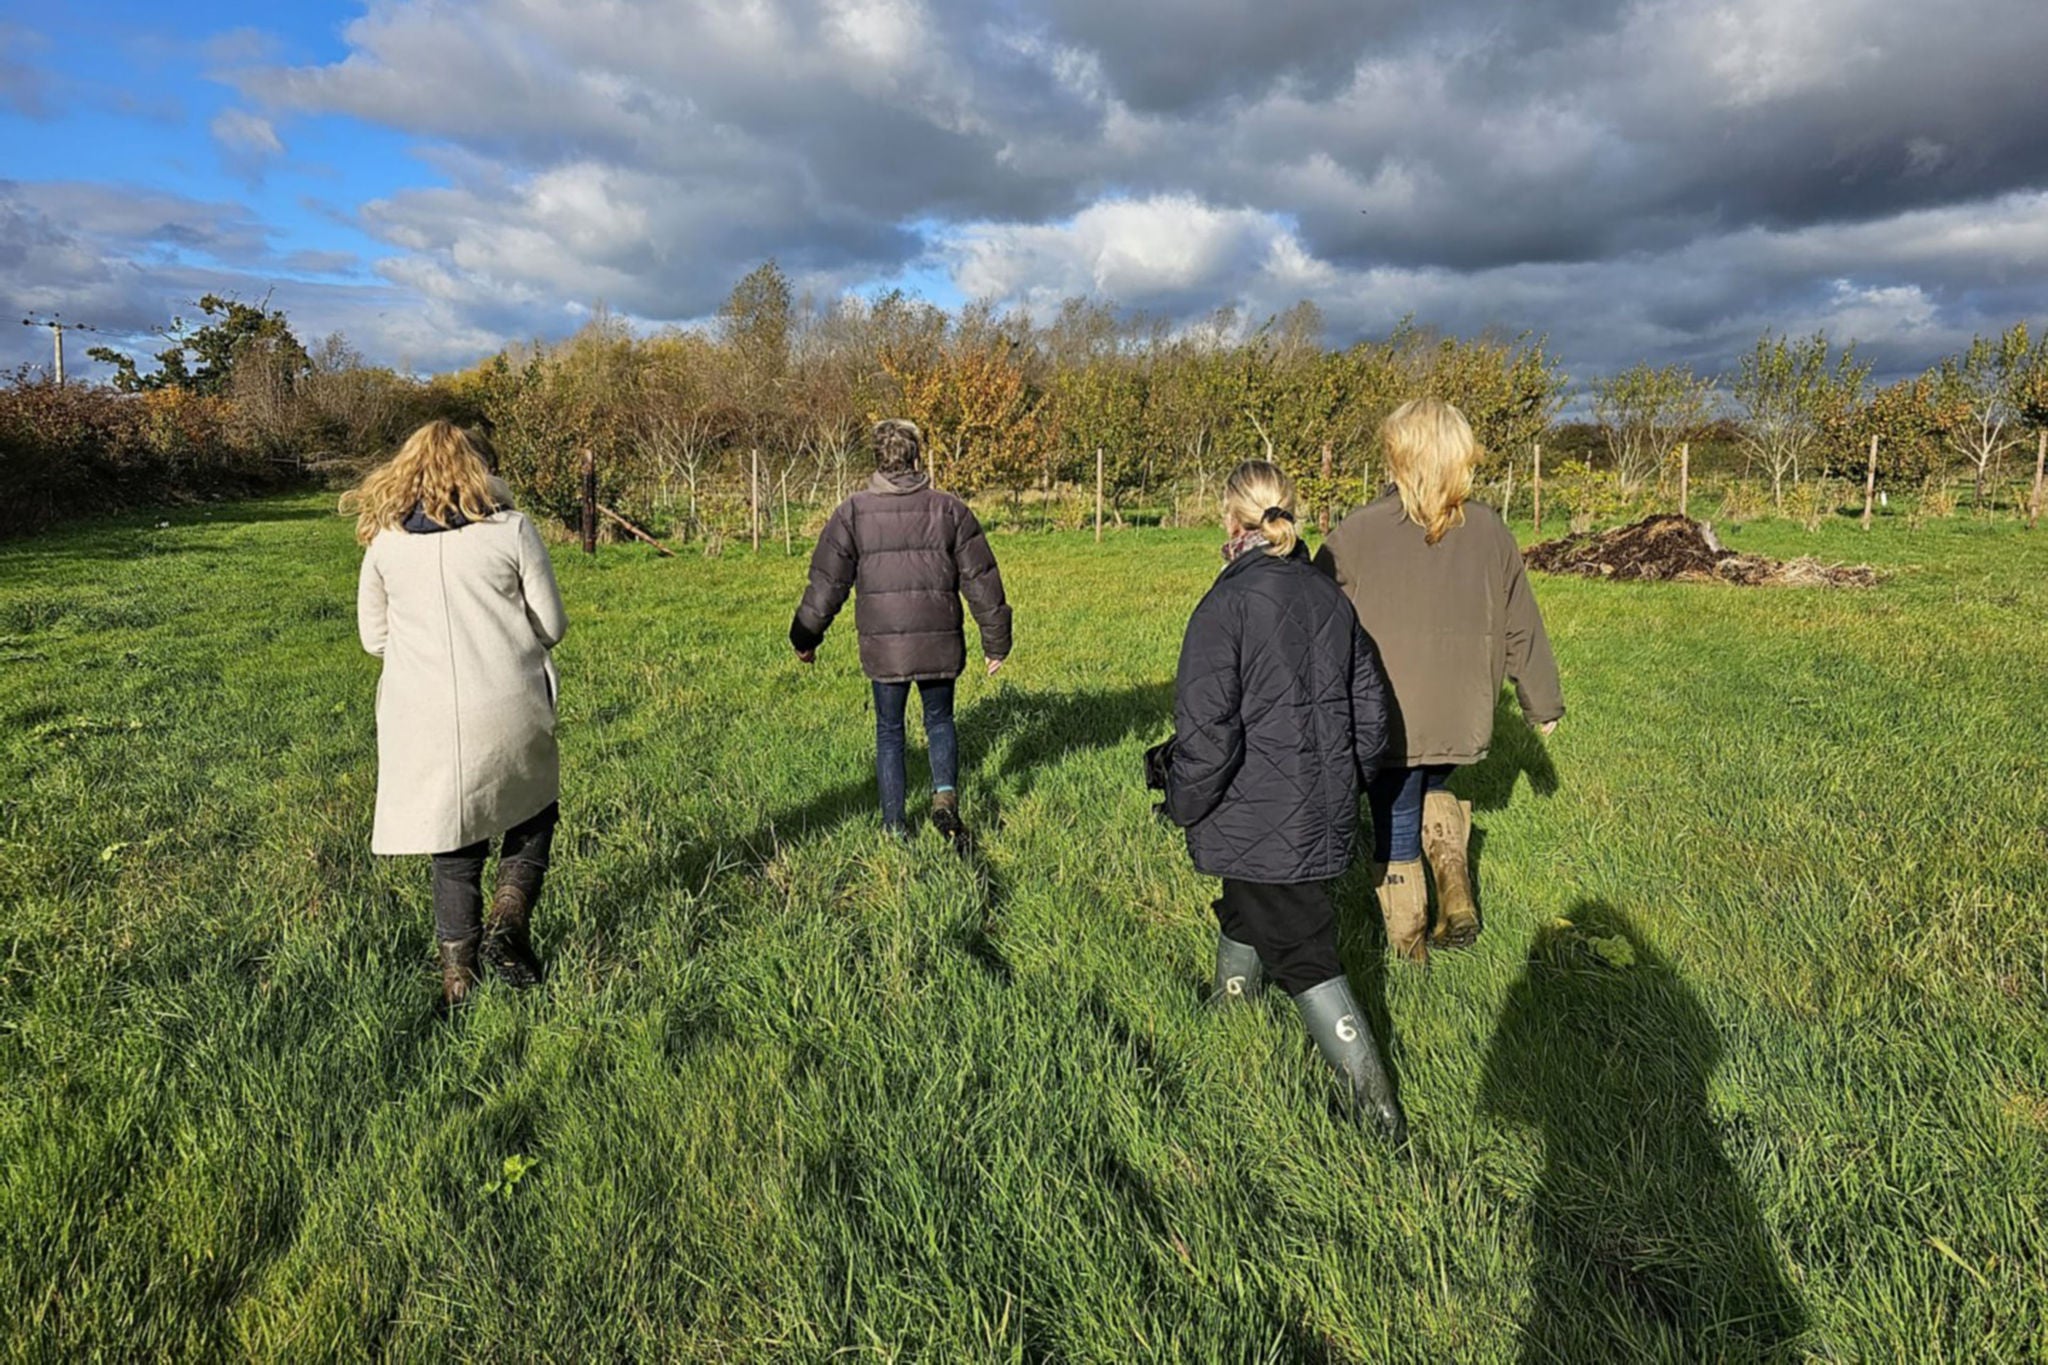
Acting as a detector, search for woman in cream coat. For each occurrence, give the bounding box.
[347,421,567,1010]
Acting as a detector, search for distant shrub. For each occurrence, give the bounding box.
[1917,478,1958,524]
[1783,480,1831,532]
[1717,480,1767,524]
[0,376,287,537]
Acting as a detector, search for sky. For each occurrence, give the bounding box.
[5,0,2047,385]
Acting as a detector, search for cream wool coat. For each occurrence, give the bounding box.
[357,509,568,855]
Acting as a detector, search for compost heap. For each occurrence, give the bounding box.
[1523,515,1882,587]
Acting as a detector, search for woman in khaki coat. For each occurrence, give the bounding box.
[1315,399,1563,966]
[346,421,568,1010]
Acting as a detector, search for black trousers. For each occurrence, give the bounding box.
[1214,878,1342,997]
[430,803,559,941]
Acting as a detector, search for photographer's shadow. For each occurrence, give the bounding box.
[1480,901,1806,1361]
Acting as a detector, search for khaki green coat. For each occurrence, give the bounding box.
[1315,492,1563,766]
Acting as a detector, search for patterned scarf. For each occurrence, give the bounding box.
[1221,527,1269,564]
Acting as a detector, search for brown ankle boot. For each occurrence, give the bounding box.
[438,934,481,1012]
[1374,860,1430,966]
[481,862,544,989]
[1421,790,1481,949]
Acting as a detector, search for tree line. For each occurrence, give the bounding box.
[5,262,2044,538]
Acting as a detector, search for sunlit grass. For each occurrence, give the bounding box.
[1,495,2043,1359]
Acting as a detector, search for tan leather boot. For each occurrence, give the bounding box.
[1374,861,1430,966]
[1422,790,1481,949]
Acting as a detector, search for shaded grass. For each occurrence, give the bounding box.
[1,497,2045,1360]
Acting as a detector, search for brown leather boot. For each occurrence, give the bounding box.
[438,934,481,1013]
[1422,790,1481,949]
[481,862,545,989]
[1374,861,1430,966]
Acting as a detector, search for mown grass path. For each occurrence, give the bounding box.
[2,496,2044,1360]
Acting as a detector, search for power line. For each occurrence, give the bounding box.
[20,311,101,385]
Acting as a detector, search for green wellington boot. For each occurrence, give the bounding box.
[1206,932,1265,1009]
[1294,976,1408,1145]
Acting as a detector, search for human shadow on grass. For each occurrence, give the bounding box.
[1480,901,1806,1362]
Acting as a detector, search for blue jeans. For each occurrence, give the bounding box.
[1367,765,1455,863]
[873,680,957,829]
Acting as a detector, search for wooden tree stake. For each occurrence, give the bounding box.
[1862,433,1880,531]
[750,448,761,552]
[1678,441,1691,519]
[598,504,673,556]
[1095,447,1104,543]
[1531,442,1543,534]
[2031,428,2046,531]
[580,449,597,556]
[781,470,792,555]
[1319,441,1334,533]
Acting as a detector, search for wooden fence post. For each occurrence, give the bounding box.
[750,448,761,552]
[1095,447,1104,543]
[1531,442,1543,535]
[781,470,792,555]
[1319,441,1333,533]
[580,449,597,556]
[2031,428,2046,531]
[1678,441,1690,519]
[1862,433,1880,531]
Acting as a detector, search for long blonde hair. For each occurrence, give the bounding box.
[341,420,503,546]
[1222,460,1300,558]
[1380,398,1478,545]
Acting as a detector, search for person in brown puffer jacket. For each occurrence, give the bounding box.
[1315,399,1564,966]
[790,419,1012,846]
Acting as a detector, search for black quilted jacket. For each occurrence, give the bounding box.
[1165,541,1391,882]
[790,470,1012,682]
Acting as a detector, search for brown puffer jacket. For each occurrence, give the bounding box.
[1314,491,1563,766]
[790,469,1012,682]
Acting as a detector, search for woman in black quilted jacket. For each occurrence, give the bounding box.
[790,419,1012,847]
[1160,460,1405,1142]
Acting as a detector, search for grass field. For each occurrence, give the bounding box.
[2,494,2045,1361]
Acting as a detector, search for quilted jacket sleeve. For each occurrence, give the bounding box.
[1349,619,1391,781]
[1166,591,1245,827]
[790,499,857,653]
[955,504,1013,660]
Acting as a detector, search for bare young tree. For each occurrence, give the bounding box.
[1732,331,1868,512]
[1937,323,2033,509]
[1591,362,1714,497]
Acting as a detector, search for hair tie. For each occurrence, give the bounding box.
[1263,506,1295,524]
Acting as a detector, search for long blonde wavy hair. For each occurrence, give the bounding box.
[1381,398,1479,545]
[1222,460,1301,558]
[341,420,504,546]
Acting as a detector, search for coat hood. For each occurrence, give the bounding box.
[867,468,932,496]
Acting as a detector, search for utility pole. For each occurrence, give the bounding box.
[21,313,98,385]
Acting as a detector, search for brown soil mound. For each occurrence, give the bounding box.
[1524,515,1882,587]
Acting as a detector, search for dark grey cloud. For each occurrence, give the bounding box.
[12,0,2038,383]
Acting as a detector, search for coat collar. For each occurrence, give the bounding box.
[867,468,931,495]
[1218,539,1312,580]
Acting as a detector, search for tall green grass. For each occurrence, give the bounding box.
[1,497,2043,1360]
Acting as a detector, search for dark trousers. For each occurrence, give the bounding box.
[1215,879,1342,997]
[430,802,559,940]
[1366,764,1456,863]
[873,679,957,829]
